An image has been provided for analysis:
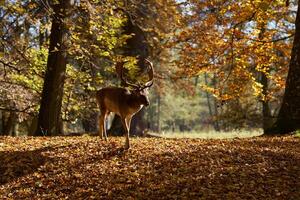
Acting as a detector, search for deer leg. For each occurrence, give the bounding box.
[103,112,109,141]
[125,117,132,149]
[98,113,105,139]
[121,117,131,149]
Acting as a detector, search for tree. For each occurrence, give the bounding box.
[171,0,293,130]
[35,0,71,136]
[267,0,300,134]
[109,0,181,136]
[0,1,45,135]
[0,0,129,135]
[108,6,150,136]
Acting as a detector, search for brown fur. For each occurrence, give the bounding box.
[96,59,154,149]
[96,87,149,149]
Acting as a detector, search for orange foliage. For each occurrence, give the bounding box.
[172,0,293,100]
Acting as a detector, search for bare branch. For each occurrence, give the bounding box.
[0,105,36,114]
[0,80,41,95]
[0,60,21,73]
[249,34,295,43]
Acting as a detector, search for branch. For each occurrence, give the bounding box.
[0,104,36,114]
[221,12,257,85]
[0,80,41,95]
[0,37,31,64]
[249,34,295,43]
[232,12,256,29]
[0,59,21,72]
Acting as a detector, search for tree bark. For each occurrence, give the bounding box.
[108,8,149,136]
[261,72,273,132]
[2,111,17,136]
[204,73,220,131]
[257,24,273,133]
[266,1,300,134]
[123,11,149,136]
[109,115,125,136]
[35,0,70,136]
[204,74,214,126]
[156,94,161,133]
[0,111,2,135]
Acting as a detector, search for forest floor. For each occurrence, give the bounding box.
[0,135,299,199]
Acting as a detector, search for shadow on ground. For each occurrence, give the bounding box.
[0,145,66,185]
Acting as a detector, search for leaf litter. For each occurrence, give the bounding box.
[0,135,299,199]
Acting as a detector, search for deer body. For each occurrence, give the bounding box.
[96,59,153,149]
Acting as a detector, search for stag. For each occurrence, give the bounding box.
[96,59,154,149]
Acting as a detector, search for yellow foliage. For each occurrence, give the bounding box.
[173,0,293,100]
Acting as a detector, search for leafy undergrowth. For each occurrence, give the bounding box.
[0,136,299,199]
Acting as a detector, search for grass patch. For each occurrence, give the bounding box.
[147,129,263,139]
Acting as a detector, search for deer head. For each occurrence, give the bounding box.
[96,59,154,149]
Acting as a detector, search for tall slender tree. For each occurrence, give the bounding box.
[35,0,71,136]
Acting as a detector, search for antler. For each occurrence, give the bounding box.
[115,59,154,90]
[141,59,154,90]
[115,61,140,89]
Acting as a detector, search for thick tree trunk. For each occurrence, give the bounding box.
[108,10,149,136]
[130,108,147,136]
[108,115,124,136]
[82,112,98,133]
[124,14,149,136]
[266,1,300,134]
[35,0,70,136]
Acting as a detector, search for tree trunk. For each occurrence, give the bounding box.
[82,112,98,133]
[204,73,220,131]
[108,8,149,136]
[2,111,17,136]
[0,111,3,136]
[156,94,161,133]
[124,12,149,136]
[130,108,147,136]
[257,23,273,133]
[212,74,221,131]
[108,115,124,136]
[261,72,273,132]
[35,0,70,136]
[266,1,300,134]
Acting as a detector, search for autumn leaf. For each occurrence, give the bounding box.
[0,136,299,199]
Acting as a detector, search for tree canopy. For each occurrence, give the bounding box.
[0,0,299,135]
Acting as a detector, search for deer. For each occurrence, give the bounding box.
[96,59,154,149]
